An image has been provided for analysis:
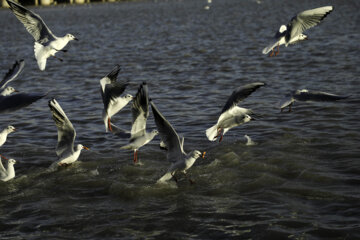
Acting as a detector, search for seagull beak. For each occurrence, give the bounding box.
[14,89,19,93]
[83,146,89,150]
[305,36,309,40]
[202,151,206,159]
[74,37,79,41]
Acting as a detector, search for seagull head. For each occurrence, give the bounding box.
[1,86,18,96]
[299,34,308,41]
[151,130,159,136]
[192,150,206,159]
[244,114,252,123]
[66,34,79,41]
[8,159,16,165]
[77,144,89,151]
[6,125,16,133]
[124,94,134,101]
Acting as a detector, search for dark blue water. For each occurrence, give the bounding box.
[0,0,359,239]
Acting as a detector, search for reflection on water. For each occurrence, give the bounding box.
[0,0,359,239]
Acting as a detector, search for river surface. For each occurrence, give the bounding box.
[0,0,359,239]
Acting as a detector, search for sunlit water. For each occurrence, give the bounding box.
[0,0,359,239]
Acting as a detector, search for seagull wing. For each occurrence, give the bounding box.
[100,65,129,110]
[110,123,131,138]
[289,6,333,40]
[151,101,183,163]
[48,98,76,158]
[0,92,46,113]
[294,90,349,102]
[0,59,25,89]
[221,82,265,113]
[7,0,56,44]
[0,157,6,177]
[130,82,149,138]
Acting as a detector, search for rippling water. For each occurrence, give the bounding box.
[1,0,359,239]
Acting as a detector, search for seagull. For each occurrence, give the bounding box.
[120,82,158,164]
[262,6,333,56]
[0,156,16,182]
[48,98,89,170]
[206,82,265,142]
[151,101,205,184]
[100,65,133,132]
[280,89,349,112]
[6,0,79,71]
[0,126,16,148]
[0,59,25,96]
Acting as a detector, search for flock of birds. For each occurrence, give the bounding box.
[0,1,350,184]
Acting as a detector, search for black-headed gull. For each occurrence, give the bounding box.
[0,156,16,182]
[151,101,205,184]
[0,126,16,148]
[48,98,89,169]
[206,82,265,142]
[0,59,25,96]
[280,89,349,112]
[6,0,79,71]
[121,82,158,164]
[262,6,333,56]
[100,65,133,132]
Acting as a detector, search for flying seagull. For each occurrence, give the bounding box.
[262,6,333,56]
[48,98,89,170]
[100,65,133,132]
[120,82,158,164]
[280,89,349,112]
[0,156,16,182]
[0,59,25,96]
[151,101,205,184]
[0,92,46,114]
[206,82,265,142]
[6,0,79,71]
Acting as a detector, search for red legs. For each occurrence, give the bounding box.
[214,128,223,142]
[269,49,275,57]
[108,117,112,132]
[269,44,280,57]
[275,44,280,56]
[133,150,138,163]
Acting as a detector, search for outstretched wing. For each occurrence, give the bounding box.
[6,0,55,44]
[294,89,349,102]
[131,82,149,138]
[221,82,265,113]
[0,92,46,113]
[0,59,25,89]
[289,6,333,40]
[100,65,128,110]
[48,98,76,157]
[151,101,183,163]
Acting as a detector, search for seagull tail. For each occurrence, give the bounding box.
[120,144,133,150]
[262,40,280,54]
[34,42,47,71]
[206,124,218,141]
[157,171,173,183]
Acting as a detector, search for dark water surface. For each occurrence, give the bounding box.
[1,0,359,239]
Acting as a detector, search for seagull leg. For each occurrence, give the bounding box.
[219,130,224,143]
[108,117,112,132]
[269,49,275,57]
[275,44,280,56]
[133,150,137,163]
